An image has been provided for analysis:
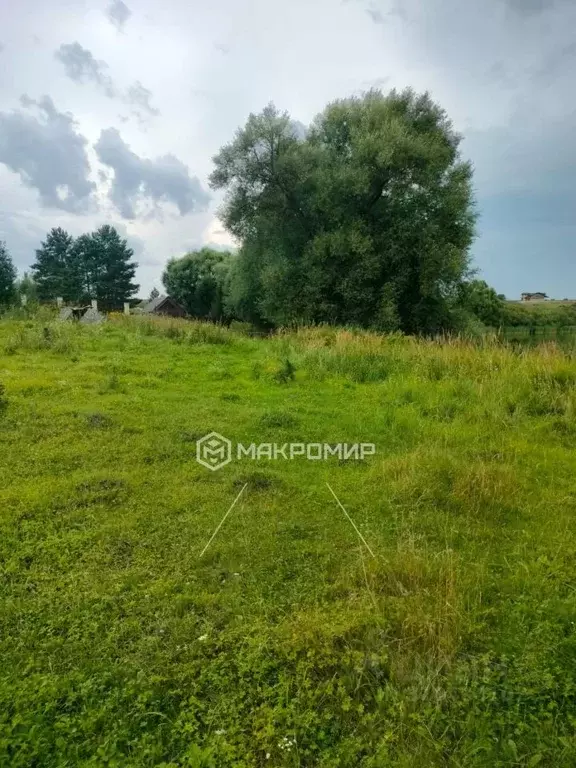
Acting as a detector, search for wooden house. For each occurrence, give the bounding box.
[137,295,187,318]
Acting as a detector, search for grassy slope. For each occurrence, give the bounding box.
[1,316,576,767]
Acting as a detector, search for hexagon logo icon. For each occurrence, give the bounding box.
[196,432,232,471]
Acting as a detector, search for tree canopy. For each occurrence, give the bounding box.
[457,279,506,329]
[31,227,76,302]
[210,89,476,334]
[72,226,139,310]
[162,247,232,320]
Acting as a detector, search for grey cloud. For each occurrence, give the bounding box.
[106,0,132,30]
[55,42,117,97]
[465,106,576,197]
[94,127,210,219]
[0,96,95,213]
[55,42,159,118]
[125,82,160,117]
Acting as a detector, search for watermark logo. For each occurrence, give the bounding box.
[196,431,233,471]
[195,432,375,471]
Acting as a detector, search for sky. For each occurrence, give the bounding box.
[0,0,574,299]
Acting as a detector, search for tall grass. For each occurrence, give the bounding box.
[1,316,576,765]
[108,314,238,345]
[3,321,82,355]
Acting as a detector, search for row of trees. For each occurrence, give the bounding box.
[2,88,572,333]
[162,247,576,332]
[32,226,138,309]
[0,226,139,312]
[162,248,576,332]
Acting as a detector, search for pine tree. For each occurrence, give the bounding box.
[74,226,139,310]
[31,228,77,302]
[0,241,16,307]
[70,233,99,305]
[149,287,160,301]
[33,226,139,309]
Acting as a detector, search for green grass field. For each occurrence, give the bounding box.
[1,315,576,767]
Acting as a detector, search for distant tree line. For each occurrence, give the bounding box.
[162,249,576,333]
[2,88,574,333]
[0,225,139,312]
[502,300,576,328]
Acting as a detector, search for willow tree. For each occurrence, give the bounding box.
[210,90,476,333]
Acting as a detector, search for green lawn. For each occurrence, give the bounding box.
[1,315,576,767]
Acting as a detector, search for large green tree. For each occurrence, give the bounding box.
[210,90,476,334]
[31,227,77,302]
[162,247,231,320]
[0,241,16,307]
[71,226,139,309]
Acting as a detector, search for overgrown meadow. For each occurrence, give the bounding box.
[1,315,576,767]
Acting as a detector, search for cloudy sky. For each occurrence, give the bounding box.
[0,0,574,298]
